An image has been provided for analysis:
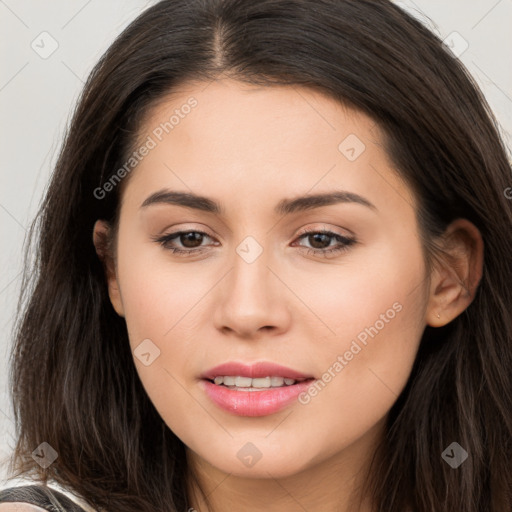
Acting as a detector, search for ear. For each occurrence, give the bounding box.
[92,219,125,317]
[425,218,484,327]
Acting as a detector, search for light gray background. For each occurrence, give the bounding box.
[1,0,511,483]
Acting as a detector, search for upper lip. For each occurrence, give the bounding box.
[200,362,314,381]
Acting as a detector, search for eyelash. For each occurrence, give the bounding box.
[152,228,356,258]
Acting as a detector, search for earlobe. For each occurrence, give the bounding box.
[425,218,484,327]
[92,219,125,318]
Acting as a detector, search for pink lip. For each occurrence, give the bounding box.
[200,361,313,380]
[201,379,315,417]
[199,361,315,417]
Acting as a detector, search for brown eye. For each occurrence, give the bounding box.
[152,230,216,256]
[293,229,356,258]
[178,231,205,248]
[305,232,333,249]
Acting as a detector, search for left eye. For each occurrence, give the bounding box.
[293,229,356,257]
[152,229,356,258]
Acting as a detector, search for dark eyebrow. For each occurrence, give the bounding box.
[141,190,223,214]
[275,190,377,215]
[140,189,377,215]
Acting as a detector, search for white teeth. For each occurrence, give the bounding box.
[252,377,271,388]
[271,376,284,386]
[235,376,253,387]
[223,376,236,386]
[212,376,299,388]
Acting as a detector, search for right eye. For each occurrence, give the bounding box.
[152,230,219,256]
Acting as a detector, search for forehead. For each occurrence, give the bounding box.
[122,78,415,216]
[138,77,376,150]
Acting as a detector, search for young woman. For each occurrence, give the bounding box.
[1,0,511,511]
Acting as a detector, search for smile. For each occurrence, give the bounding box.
[211,375,306,389]
[200,362,316,416]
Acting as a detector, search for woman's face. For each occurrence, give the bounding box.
[99,78,432,479]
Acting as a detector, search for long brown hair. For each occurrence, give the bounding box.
[6,1,512,511]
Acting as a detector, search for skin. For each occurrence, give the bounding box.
[0,505,48,511]
[93,77,483,512]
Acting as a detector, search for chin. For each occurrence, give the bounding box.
[191,439,317,479]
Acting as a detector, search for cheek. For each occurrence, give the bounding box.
[294,234,426,392]
[115,239,210,428]
[114,225,232,377]
[295,237,428,430]
[116,232,206,347]
[303,230,426,352]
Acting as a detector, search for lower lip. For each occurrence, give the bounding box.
[201,379,315,417]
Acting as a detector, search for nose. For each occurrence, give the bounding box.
[213,245,292,339]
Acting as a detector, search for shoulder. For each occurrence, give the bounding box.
[0,504,48,511]
[0,475,99,512]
